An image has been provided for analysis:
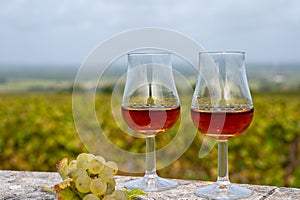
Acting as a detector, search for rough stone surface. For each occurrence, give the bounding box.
[265,187,300,200]
[0,170,299,200]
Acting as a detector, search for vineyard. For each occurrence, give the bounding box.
[0,91,299,188]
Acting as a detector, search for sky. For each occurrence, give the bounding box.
[0,0,300,66]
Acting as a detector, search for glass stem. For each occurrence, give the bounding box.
[145,136,157,178]
[217,140,230,186]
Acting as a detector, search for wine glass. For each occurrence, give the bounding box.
[121,51,180,192]
[191,51,254,199]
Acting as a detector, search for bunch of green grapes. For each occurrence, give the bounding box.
[55,153,128,200]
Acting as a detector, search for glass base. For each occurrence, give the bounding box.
[195,182,252,200]
[124,175,179,192]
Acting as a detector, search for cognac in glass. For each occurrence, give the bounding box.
[191,51,254,199]
[122,52,180,192]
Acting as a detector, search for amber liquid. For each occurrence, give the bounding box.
[191,108,254,140]
[122,106,180,135]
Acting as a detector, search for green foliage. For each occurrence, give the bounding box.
[0,92,299,188]
[0,93,87,171]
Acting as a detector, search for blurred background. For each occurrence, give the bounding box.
[0,0,299,188]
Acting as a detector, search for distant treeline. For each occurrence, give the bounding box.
[0,63,300,93]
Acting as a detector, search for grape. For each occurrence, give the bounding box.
[88,159,104,174]
[77,159,89,170]
[113,190,128,200]
[102,195,115,200]
[76,153,90,162]
[105,161,118,175]
[68,160,77,173]
[83,193,100,200]
[105,178,116,195]
[101,166,114,182]
[55,153,123,199]
[87,153,96,161]
[90,178,107,196]
[69,160,77,168]
[75,175,91,193]
[95,155,106,163]
[76,153,90,169]
[69,168,86,181]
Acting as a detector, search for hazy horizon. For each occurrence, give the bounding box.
[1,0,300,66]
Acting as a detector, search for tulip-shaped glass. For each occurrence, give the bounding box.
[191,51,254,199]
[122,52,180,192]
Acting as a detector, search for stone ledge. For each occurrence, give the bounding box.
[0,170,299,200]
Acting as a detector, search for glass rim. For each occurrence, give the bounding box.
[128,51,171,56]
[199,51,245,55]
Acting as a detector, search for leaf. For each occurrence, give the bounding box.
[55,186,81,200]
[54,178,73,191]
[54,179,81,200]
[125,189,146,200]
[40,186,55,193]
[57,157,69,179]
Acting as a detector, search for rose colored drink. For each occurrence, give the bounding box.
[122,106,180,135]
[191,108,254,140]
